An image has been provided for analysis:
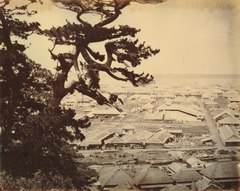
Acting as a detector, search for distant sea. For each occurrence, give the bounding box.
[100,73,240,90]
[153,74,240,89]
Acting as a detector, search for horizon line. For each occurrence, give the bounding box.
[152,73,240,76]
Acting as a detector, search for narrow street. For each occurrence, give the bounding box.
[201,102,224,148]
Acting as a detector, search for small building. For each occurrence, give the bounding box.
[200,161,240,189]
[211,88,224,96]
[134,130,153,143]
[213,110,235,122]
[204,100,218,109]
[98,166,135,190]
[218,125,240,146]
[168,162,187,174]
[80,140,102,150]
[79,130,116,150]
[121,135,143,149]
[227,102,240,111]
[230,110,240,118]
[171,169,202,186]
[214,108,240,118]
[196,176,222,191]
[209,108,224,117]
[202,92,215,100]
[145,131,174,149]
[185,156,205,168]
[104,136,125,149]
[122,125,135,135]
[141,103,154,113]
[217,116,240,128]
[228,95,240,103]
[167,129,183,137]
[200,136,214,145]
[223,90,239,99]
[135,166,174,190]
[157,104,205,122]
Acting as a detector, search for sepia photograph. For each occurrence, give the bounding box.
[0,0,240,190]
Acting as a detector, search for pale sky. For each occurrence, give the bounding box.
[18,0,240,75]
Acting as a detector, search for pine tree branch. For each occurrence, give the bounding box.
[94,0,129,27]
[0,0,9,8]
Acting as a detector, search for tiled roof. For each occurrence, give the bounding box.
[98,166,135,188]
[157,104,204,117]
[135,167,173,185]
[168,162,187,173]
[146,131,172,144]
[196,176,221,191]
[200,161,240,179]
[213,110,235,121]
[104,136,124,145]
[219,125,240,142]
[186,156,204,167]
[134,130,153,142]
[171,169,202,183]
[121,135,142,144]
[122,125,135,130]
[218,116,240,124]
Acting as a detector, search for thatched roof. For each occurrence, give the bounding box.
[218,116,240,125]
[121,135,142,144]
[200,161,240,179]
[171,169,202,183]
[105,136,124,145]
[219,125,240,142]
[146,131,173,144]
[99,166,135,189]
[135,167,173,185]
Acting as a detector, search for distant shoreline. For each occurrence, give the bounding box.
[154,74,240,79]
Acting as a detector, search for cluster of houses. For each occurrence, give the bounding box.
[80,101,205,123]
[60,84,239,125]
[204,89,240,146]
[67,87,235,123]
[93,161,240,191]
[146,103,205,122]
[65,85,240,150]
[74,123,213,151]
[76,126,184,150]
[62,83,240,191]
[61,84,207,122]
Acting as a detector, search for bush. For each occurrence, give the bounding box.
[0,170,95,191]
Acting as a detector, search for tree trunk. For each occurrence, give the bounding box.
[47,47,79,109]
[48,95,64,108]
[48,71,68,109]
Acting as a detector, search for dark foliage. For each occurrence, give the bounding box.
[0,0,96,189]
[0,0,163,189]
